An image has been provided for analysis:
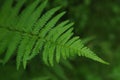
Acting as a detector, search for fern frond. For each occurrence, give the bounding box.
[0,0,108,69]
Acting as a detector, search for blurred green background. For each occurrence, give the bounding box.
[0,0,120,80]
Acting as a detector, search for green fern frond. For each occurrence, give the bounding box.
[0,0,108,69]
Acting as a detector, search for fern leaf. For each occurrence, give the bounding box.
[0,0,108,69]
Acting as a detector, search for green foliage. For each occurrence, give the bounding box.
[0,0,120,80]
[0,0,107,70]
